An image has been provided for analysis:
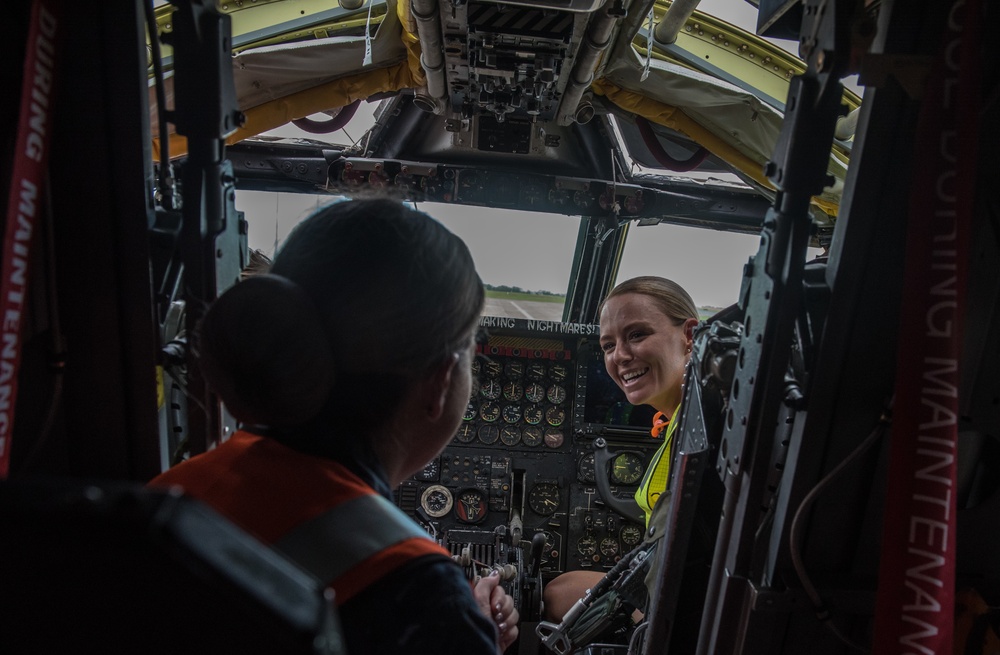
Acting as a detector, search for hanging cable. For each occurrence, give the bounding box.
[291,100,361,135]
[635,115,710,172]
[627,619,648,655]
[789,403,893,653]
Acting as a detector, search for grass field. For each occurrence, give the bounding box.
[485,290,566,304]
[485,289,727,316]
[699,307,725,320]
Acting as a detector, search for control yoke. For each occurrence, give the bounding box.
[593,438,645,523]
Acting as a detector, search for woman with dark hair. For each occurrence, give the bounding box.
[543,275,699,623]
[150,198,518,654]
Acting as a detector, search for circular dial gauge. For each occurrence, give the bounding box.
[611,452,644,485]
[545,406,565,427]
[415,458,440,481]
[463,402,477,422]
[550,189,571,206]
[620,524,643,547]
[471,359,481,377]
[420,484,453,518]
[546,385,567,405]
[599,537,620,558]
[544,429,564,449]
[455,488,488,524]
[525,383,546,403]
[577,453,596,483]
[502,405,522,424]
[470,377,481,399]
[503,381,524,402]
[478,424,499,444]
[527,363,547,380]
[528,483,561,516]
[536,530,556,555]
[550,364,568,382]
[522,426,544,447]
[455,424,476,443]
[504,362,524,378]
[480,380,502,400]
[483,360,503,378]
[577,534,597,556]
[500,426,521,446]
[523,404,543,425]
[480,401,500,422]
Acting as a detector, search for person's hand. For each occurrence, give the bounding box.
[473,571,520,652]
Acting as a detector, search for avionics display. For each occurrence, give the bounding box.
[579,347,657,431]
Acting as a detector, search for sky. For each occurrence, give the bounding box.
[236,0,826,309]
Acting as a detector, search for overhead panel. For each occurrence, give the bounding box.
[443,0,590,123]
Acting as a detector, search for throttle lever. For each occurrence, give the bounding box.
[529,531,546,578]
[593,438,645,523]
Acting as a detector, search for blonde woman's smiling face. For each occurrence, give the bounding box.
[599,293,695,412]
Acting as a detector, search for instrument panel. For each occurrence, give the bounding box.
[393,317,664,585]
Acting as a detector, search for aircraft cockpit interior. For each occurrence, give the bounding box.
[2,0,998,653]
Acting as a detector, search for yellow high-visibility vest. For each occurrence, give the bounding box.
[634,405,679,527]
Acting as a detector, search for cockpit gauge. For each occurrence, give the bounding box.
[504,362,524,378]
[471,359,481,377]
[536,530,556,554]
[455,488,488,524]
[420,484,454,518]
[620,524,643,547]
[534,529,561,566]
[503,381,524,402]
[523,404,543,425]
[478,424,500,444]
[549,188,571,207]
[521,181,546,206]
[502,405,522,424]
[550,363,568,382]
[599,537,620,558]
[525,383,546,404]
[546,385,567,405]
[415,458,440,481]
[528,483,561,516]
[545,406,565,427]
[544,429,564,449]
[577,534,597,557]
[421,173,447,198]
[526,362,547,380]
[611,452,644,485]
[500,426,521,446]
[480,379,502,400]
[463,402,477,422]
[577,452,596,483]
[483,360,503,378]
[455,424,476,443]
[578,190,601,212]
[470,377,481,399]
[523,426,544,447]
[480,401,501,422]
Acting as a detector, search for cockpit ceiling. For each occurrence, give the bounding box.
[151,0,858,221]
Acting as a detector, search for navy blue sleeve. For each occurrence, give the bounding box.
[337,555,499,655]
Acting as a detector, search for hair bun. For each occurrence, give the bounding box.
[196,275,334,429]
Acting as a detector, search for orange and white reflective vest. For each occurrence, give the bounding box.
[150,430,452,604]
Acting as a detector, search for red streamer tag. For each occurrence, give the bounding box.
[1,0,60,478]
[872,0,981,651]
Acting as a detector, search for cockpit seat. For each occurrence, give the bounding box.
[0,477,344,654]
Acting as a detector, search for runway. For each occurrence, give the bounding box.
[482,297,565,322]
